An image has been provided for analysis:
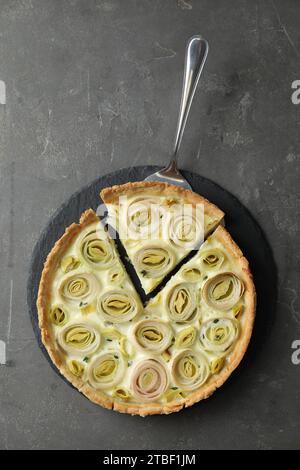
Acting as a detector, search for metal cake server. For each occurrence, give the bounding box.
[144,35,209,190]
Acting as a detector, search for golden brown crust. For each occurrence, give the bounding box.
[100,181,225,227]
[37,208,255,416]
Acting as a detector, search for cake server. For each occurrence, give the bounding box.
[144,35,209,191]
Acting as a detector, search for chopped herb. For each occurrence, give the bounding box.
[171,387,178,390]
[140,270,147,277]
[114,355,119,359]
[213,319,219,324]
[106,338,112,342]
[128,360,133,367]
[83,357,89,363]
[203,275,208,280]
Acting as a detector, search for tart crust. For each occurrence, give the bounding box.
[37,209,255,416]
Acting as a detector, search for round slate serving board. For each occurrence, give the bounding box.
[27,166,277,392]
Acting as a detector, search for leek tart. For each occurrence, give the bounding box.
[100,181,224,294]
[37,194,255,416]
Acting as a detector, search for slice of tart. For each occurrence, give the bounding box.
[141,224,256,413]
[100,181,224,294]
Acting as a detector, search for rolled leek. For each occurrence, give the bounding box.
[58,322,101,356]
[134,244,174,279]
[171,349,210,391]
[49,305,68,326]
[131,359,168,401]
[88,351,125,390]
[78,226,116,269]
[164,388,185,402]
[166,207,203,249]
[200,318,238,353]
[175,326,196,349]
[108,266,125,285]
[233,303,243,319]
[67,359,85,378]
[210,356,225,375]
[133,320,173,354]
[166,283,197,322]
[97,289,140,323]
[126,197,161,240]
[199,249,225,270]
[61,256,80,273]
[119,337,134,359]
[202,272,244,310]
[59,272,100,305]
[112,386,131,400]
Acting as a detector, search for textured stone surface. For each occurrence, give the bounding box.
[0,0,299,450]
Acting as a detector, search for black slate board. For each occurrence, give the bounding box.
[27,166,277,392]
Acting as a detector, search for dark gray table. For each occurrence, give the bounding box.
[0,0,299,450]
